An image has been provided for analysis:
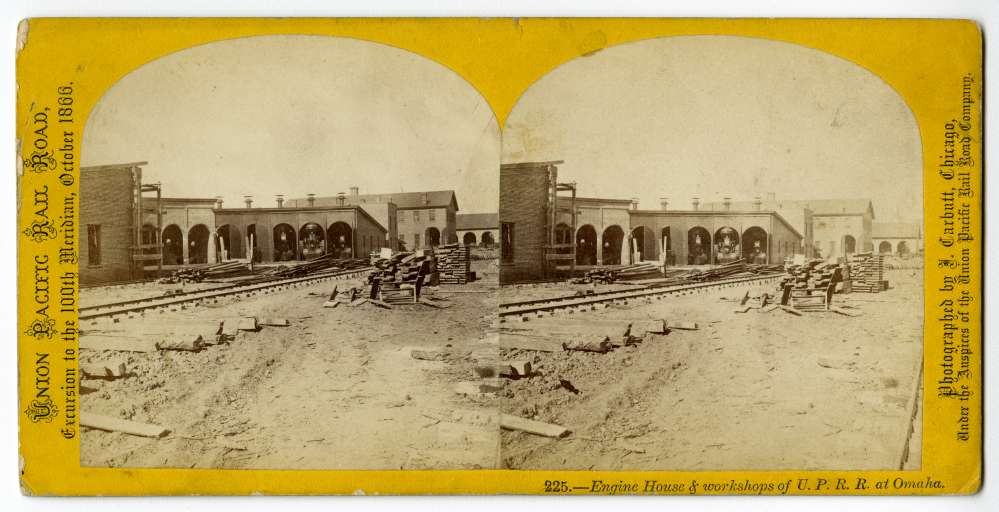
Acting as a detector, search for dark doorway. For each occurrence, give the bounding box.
[273,223,297,262]
[742,226,768,264]
[327,222,353,258]
[602,225,624,265]
[188,224,210,264]
[687,227,711,265]
[576,225,597,265]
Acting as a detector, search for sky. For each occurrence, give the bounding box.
[82,35,500,213]
[502,35,924,223]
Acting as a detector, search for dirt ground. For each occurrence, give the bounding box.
[499,267,923,471]
[80,260,501,470]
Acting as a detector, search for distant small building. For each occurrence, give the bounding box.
[872,222,922,256]
[456,213,499,247]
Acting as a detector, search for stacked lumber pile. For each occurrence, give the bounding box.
[849,252,888,292]
[366,251,435,304]
[433,244,471,284]
[778,259,843,291]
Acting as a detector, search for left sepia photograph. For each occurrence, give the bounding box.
[76,35,501,470]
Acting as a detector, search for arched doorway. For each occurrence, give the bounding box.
[273,223,297,262]
[714,226,741,264]
[630,226,656,263]
[687,227,711,265]
[162,225,183,265]
[576,225,597,265]
[216,224,243,261]
[878,241,892,254]
[188,224,210,264]
[327,222,353,258]
[299,223,325,260]
[897,241,910,256]
[425,227,441,247]
[463,232,477,246]
[481,232,495,247]
[602,225,624,265]
[844,235,857,255]
[742,226,768,264]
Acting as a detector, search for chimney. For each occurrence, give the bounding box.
[350,186,359,198]
[275,194,284,208]
[243,195,253,208]
[659,197,669,211]
[723,197,731,211]
[631,197,640,211]
[753,196,762,211]
[423,192,430,206]
[214,196,224,209]
[307,193,316,207]
[692,197,700,211]
[336,192,345,207]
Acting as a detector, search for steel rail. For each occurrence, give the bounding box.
[499,273,782,319]
[78,267,372,321]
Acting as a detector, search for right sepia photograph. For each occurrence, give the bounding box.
[497,36,924,471]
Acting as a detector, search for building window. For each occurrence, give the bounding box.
[501,222,514,263]
[429,209,436,221]
[399,233,405,242]
[413,210,421,222]
[414,233,421,247]
[399,213,404,223]
[87,224,101,266]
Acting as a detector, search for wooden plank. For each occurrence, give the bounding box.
[779,305,803,316]
[259,318,290,327]
[82,413,171,438]
[500,413,570,438]
[666,320,698,331]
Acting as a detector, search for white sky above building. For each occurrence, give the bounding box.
[82,35,500,213]
[503,35,923,223]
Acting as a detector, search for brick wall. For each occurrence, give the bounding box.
[80,166,136,285]
[499,165,549,283]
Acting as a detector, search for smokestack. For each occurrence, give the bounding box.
[723,197,731,211]
[243,195,253,208]
[307,193,316,207]
[215,196,224,209]
[350,186,359,198]
[659,197,668,211]
[753,196,762,211]
[276,194,284,208]
[692,197,700,211]
[336,192,345,207]
[631,197,640,211]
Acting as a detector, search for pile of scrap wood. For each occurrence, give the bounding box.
[433,244,471,284]
[259,255,368,280]
[849,252,889,292]
[776,259,844,311]
[778,259,843,291]
[365,251,440,305]
[159,261,250,283]
[572,262,663,284]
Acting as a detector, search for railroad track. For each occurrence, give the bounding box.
[79,267,373,322]
[499,273,783,320]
